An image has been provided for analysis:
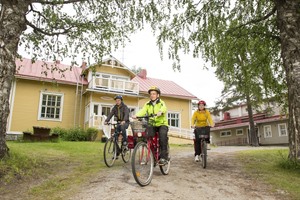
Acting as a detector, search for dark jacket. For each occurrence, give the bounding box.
[105,102,130,123]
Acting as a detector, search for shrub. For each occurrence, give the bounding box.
[51,127,67,140]
[64,127,86,141]
[50,126,99,141]
[86,128,98,141]
[278,151,300,171]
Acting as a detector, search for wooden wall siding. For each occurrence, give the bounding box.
[93,65,133,78]
[257,121,289,145]
[10,79,79,132]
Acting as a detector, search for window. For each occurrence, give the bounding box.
[168,112,180,128]
[93,105,99,115]
[101,106,111,116]
[39,92,63,121]
[264,125,272,138]
[220,130,231,137]
[236,129,243,136]
[278,123,287,137]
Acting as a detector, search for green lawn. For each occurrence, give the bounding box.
[237,149,300,200]
[1,141,107,200]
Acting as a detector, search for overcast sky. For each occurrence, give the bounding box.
[112,29,224,107]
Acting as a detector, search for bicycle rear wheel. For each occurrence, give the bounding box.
[131,141,154,187]
[159,144,170,175]
[201,141,207,169]
[103,137,117,167]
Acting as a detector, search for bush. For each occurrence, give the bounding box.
[86,128,98,141]
[51,126,98,141]
[278,151,300,171]
[51,127,67,139]
[64,127,86,141]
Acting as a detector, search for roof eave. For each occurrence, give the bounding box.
[15,75,86,86]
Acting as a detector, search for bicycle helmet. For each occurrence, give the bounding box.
[148,86,161,95]
[114,95,123,101]
[198,100,206,106]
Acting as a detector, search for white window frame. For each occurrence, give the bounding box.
[278,123,287,137]
[236,129,243,136]
[263,125,272,138]
[168,112,180,128]
[38,92,64,121]
[220,130,232,137]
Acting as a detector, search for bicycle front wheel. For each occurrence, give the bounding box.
[201,141,207,169]
[131,141,154,187]
[103,137,117,167]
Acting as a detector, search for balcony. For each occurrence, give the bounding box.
[89,77,139,94]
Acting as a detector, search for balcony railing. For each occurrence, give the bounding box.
[89,77,139,94]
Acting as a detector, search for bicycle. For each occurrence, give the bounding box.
[131,115,170,187]
[103,122,132,167]
[194,126,210,169]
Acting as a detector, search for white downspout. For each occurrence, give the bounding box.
[7,80,17,132]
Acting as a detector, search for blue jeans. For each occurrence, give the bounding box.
[116,122,129,144]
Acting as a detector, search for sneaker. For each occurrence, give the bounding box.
[158,158,168,165]
[195,155,200,162]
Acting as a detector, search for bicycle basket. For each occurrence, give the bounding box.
[130,121,147,137]
[195,126,210,135]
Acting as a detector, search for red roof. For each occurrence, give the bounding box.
[211,115,287,131]
[15,58,197,99]
[132,75,197,100]
[15,58,87,85]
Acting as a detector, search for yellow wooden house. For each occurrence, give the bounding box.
[7,56,198,139]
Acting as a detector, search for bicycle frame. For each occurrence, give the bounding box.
[146,132,160,165]
[131,115,170,186]
[195,126,210,169]
[103,122,131,167]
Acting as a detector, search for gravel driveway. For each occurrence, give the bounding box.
[70,145,288,200]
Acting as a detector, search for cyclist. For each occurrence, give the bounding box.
[132,86,169,165]
[104,95,130,148]
[191,100,214,162]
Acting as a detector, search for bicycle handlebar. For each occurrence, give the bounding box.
[135,114,157,120]
[105,121,121,126]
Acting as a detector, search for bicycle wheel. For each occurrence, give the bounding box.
[131,141,154,187]
[121,146,131,163]
[201,140,207,169]
[103,137,117,167]
[159,144,171,175]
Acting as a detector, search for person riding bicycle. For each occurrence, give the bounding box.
[132,86,169,165]
[191,100,214,162]
[104,95,130,148]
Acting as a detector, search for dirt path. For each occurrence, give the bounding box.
[70,146,288,200]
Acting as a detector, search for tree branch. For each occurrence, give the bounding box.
[25,19,73,36]
[30,0,88,5]
[229,6,277,31]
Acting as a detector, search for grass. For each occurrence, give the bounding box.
[2,142,299,200]
[237,149,300,200]
[0,141,107,200]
